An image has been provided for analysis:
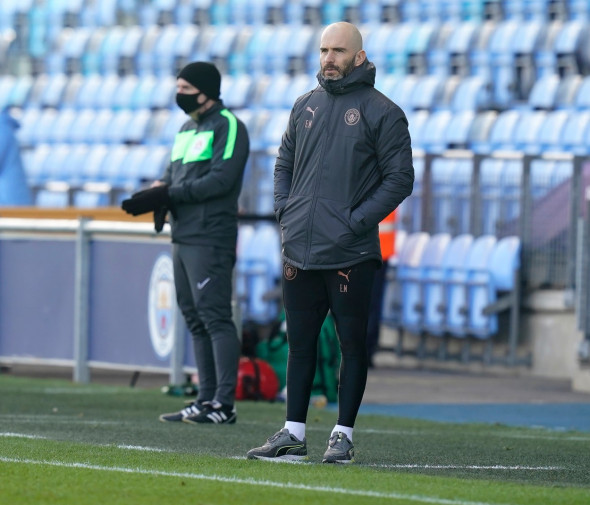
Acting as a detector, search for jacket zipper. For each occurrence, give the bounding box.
[303,94,335,268]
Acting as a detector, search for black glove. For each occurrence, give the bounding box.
[153,206,168,233]
[121,185,171,216]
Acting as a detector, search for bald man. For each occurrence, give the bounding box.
[247,22,414,464]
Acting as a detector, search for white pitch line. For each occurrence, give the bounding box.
[0,432,47,440]
[365,463,564,471]
[0,455,513,505]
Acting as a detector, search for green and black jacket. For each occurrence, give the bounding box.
[161,102,249,248]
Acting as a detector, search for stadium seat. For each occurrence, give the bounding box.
[236,224,282,324]
[420,110,453,153]
[560,110,590,154]
[445,234,497,338]
[528,73,560,110]
[400,232,451,334]
[422,233,474,337]
[382,231,429,329]
[512,110,547,154]
[536,110,570,152]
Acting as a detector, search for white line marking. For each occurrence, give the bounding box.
[0,456,514,505]
[365,463,564,471]
[0,432,47,440]
[116,445,167,453]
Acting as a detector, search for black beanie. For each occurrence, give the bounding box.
[177,62,221,100]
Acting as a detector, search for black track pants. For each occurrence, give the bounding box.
[282,261,377,427]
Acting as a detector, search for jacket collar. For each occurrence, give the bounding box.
[317,59,376,95]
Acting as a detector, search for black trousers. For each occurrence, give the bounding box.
[282,260,377,427]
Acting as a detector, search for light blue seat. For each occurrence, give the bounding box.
[486,109,522,151]
[574,75,590,109]
[450,76,490,112]
[467,110,498,154]
[221,74,254,110]
[469,236,521,339]
[382,231,429,328]
[446,235,497,337]
[444,110,475,149]
[420,110,453,153]
[46,108,77,144]
[98,26,126,75]
[423,234,474,337]
[98,144,131,186]
[396,154,424,233]
[536,110,570,152]
[560,110,590,154]
[401,233,451,334]
[512,110,547,154]
[528,74,560,110]
[409,74,446,111]
[68,109,97,144]
[237,224,282,324]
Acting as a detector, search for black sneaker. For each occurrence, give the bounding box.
[183,401,237,425]
[247,428,308,462]
[159,401,205,423]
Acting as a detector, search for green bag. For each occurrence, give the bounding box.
[256,311,341,403]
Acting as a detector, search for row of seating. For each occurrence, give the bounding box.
[9,17,589,79]
[15,104,590,161]
[382,231,521,355]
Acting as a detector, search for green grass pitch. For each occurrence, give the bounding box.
[1,375,589,504]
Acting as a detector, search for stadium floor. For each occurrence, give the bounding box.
[4,362,590,433]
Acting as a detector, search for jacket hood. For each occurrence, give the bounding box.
[317,59,376,95]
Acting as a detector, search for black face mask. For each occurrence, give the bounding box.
[176,92,205,114]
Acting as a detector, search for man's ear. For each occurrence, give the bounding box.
[355,50,367,66]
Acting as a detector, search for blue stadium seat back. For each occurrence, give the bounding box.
[260,109,291,149]
[409,74,446,111]
[23,143,52,186]
[574,75,590,109]
[63,143,92,185]
[94,74,122,109]
[446,235,496,336]
[423,235,474,336]
[152,25,181,77]
[221,74,254,109]
[100,109,130,144]
[397,155,424,233]
[284,74,316,109]
[489,236,521,292]
[130,75,158,110]
[81,144,110,182]
[467,110,498,154]
[381,230,408,326]
[99,26,126,75]
[559,110,590,154]
[479,158,506,235]
[285,25,316,75]
[8,75,33,108]
[445,110,475,149]
[46,108,77,144]
[33,108,59,145]
[388,74,419,112]
[123,108,152,144]
[405,21,438,75]
[361,24,392,72]
[144,109,171,145]
[208,24,239,68]
[119,145,151,188]
[420,109,453,153]
[160,109,188,145]
[488,19,520,108]
[42,143,73,182]
[99,144,131,185]
[242,224,282,323]
[235,223,257,315]
[387,22,421,74]
[16,107,42,147]
[487,109,521,151]
[38,73,68,109]
[445,20,479,68]
[513,110,547,154]
[400,231,439,331]
[140,145,170,182]
[406,110,430,150]
[110,75,139,110]
[425,21,457,76]
[555,75,583,109]
[74,74,104,109]
[414,233,451,331]
[537,110,570,151]
[450,76,491,112]
[260,73,292,109]
[87,109,116,144]
[430,157,458,233]
[245,25,278,76]
[528,73,560,110]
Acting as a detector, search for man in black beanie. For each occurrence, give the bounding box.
[122,61,250,425]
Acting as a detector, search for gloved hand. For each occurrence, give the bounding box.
[153,206,168,233]
[121,184,171,216]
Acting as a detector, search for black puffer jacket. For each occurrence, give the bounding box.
[274,60,414,269]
